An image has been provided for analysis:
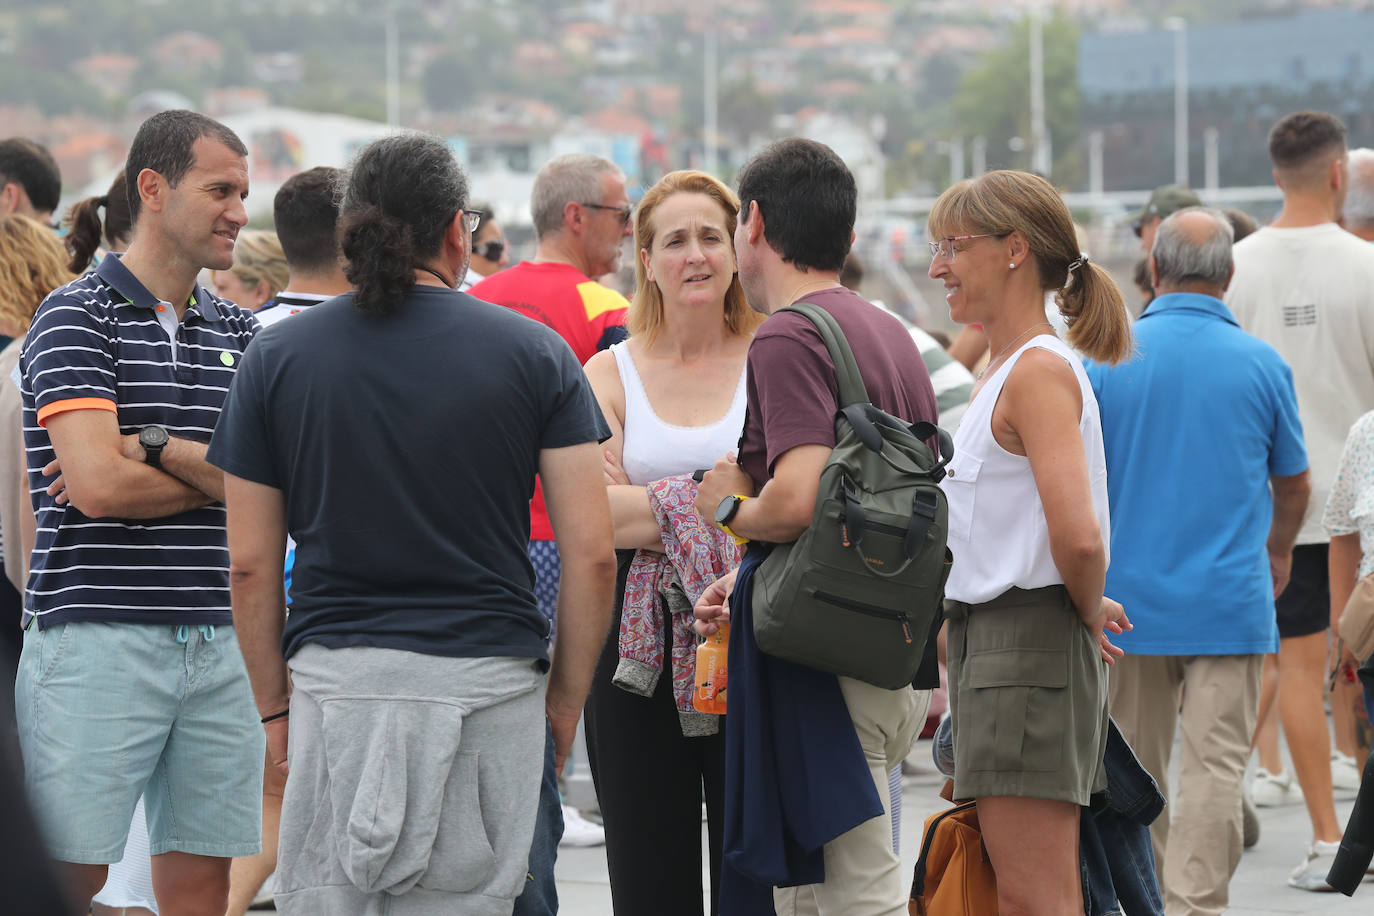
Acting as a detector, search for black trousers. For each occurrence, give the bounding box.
[584,555,726,916]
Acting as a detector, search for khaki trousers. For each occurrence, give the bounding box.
[773,677,930,916]
[1108,653,1262,916]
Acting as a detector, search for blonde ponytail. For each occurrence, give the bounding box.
[1056,261,1133,365]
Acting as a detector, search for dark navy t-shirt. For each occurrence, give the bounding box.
[207,286,610,664]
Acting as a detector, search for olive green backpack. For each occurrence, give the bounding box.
[750,302,953,690]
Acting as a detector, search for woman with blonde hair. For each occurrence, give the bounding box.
[582,169,763,915]
[0,214,72,340]
[0,214,74,722]
[928,170,1133,916]
[212,230,289,311]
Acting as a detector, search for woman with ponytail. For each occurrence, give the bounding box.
[926,170,1134,916]
[63,171,133,273]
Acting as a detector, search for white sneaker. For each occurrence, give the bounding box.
[1332,751,1362,792]
[1287,840,1340,891]
[1251,768,1304,807]
[560,804,605,847]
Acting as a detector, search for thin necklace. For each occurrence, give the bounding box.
[780,278,840,309]
[977,322,1053,381]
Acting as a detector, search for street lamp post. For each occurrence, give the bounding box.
[704,23,718,176]
[1164,17,1188,186]
[1029,7,1051,176]
[385,5,400,127]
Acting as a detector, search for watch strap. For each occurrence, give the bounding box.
[718,495,750,545]
[719,521,748,546]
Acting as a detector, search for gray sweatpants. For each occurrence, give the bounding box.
[275,645,546,916]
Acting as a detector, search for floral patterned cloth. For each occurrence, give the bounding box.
[1325,410,1374,579]
[613,474,743,736]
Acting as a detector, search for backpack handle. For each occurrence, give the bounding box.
[912,421,955,472]
[779,301,871,408]
[910,801,979,898]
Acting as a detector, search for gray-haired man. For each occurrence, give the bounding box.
[1087,208,1310,915]
[1344,147,1374,242]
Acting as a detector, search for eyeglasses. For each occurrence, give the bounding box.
[462,209,484,232]
[580,202,634,226]
[927,233,1005,261]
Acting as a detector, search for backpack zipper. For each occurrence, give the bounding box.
[814,591,914,644]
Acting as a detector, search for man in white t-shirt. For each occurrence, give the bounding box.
[254,167,350,328]
[1225,109,1374,892]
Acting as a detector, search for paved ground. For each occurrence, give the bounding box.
[553,732,1373,915]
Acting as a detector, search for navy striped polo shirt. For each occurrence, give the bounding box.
[20,254,259,628]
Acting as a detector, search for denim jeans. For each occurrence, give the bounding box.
[1361,654,1374,728]
[512,720,564,916]
[1080,719,1165,916]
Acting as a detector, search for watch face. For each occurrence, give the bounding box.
[715,496,739,526]
[140,426,169,448]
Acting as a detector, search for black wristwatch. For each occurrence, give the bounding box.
[139,425,170,470]
[715,495,745,527]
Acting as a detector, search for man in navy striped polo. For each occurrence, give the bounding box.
[15,110,264,915]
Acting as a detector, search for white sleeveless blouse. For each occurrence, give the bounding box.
[610,342,749,487]
[940,335,1111,604]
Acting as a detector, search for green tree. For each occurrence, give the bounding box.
[949,12,1083,188]
[718,76,778,143]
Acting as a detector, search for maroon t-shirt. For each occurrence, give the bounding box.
[737,286,939,486]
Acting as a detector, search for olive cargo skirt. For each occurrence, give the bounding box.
[946,585,1108,805]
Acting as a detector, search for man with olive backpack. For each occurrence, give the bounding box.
[695,137,942,916]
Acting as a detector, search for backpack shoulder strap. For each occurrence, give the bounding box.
[779,301,871,408]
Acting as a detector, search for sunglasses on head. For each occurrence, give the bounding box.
[475,239,505,261]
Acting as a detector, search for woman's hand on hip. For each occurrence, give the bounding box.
[1092,597,1130,665]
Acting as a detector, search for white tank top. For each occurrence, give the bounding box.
[611,341,749,486]
[941,335,1111,604]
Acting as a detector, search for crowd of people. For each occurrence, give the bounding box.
[0,104,1372,916]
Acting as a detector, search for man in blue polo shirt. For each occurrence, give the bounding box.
[15,110,263,915]
[1086,207,1310,916]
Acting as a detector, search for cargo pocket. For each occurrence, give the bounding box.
[963,647,1067,773]
[941,452,982,542]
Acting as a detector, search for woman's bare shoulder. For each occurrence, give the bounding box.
[583,348,623,398]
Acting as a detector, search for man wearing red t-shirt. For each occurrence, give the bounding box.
[470,153,631,549]
[468,152,631,908]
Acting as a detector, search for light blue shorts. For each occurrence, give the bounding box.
[15,621,264,864]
